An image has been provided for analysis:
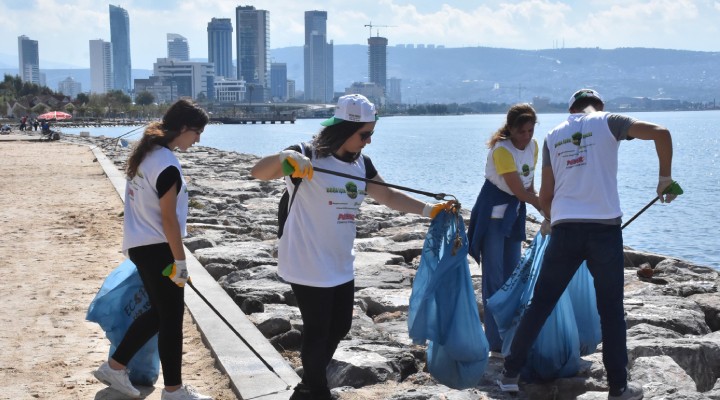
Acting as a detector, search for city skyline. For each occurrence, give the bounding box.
[1,0,720,71]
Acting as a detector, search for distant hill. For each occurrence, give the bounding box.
[3,46,718,104]
[271,45,720,104]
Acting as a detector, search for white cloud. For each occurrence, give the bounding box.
[1,0,717,70]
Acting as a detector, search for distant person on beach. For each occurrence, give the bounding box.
[93,99,213,400]
[251,94,456,400]
[467,103,542,356]
[33,119,39,131]
[20,115,27,131]
[497,89,677,400]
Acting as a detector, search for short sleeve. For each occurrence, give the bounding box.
[607,114,638,141]
[156,166,181,198]
[363,155,378,179]
[492,146,517,174]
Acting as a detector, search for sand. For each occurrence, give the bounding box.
[0,139,237,400]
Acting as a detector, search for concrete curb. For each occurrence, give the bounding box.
[90,145,300,400]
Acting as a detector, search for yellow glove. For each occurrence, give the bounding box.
[422,201,456,219]
[162,260,189,287]
[279,150,313,180]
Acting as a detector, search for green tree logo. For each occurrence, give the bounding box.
[572,132,583,146]
[345,182,358,199]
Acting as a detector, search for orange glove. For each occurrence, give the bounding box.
[422,201,456,219]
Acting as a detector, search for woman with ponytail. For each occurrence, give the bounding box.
[467,103,543,357]
[93,99,212,400]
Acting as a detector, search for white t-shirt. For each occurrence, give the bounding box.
[545,112,623,223]
[278,152,368,287]
[122,146,188,253]
[484,138,538,218]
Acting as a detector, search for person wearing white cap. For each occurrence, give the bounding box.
[251,94,455,400]
[497,89,679,400]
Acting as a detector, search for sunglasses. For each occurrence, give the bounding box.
[359,130,374,141]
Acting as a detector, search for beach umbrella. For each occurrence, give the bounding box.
[38,111,72,120]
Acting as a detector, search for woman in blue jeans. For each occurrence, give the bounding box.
[468,103,542,355]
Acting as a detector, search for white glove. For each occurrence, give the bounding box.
[166,260,189,287]
[657,175,676,203]
[279,150,313,179]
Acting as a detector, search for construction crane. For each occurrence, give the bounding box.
[364,21,396,38]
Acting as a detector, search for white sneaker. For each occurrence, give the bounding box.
[161,384,213,400]
[93,361,141,398]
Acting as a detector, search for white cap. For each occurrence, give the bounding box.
[321,94,378,126]
[568,89,604,110]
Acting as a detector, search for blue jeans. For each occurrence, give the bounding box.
[504,223,628,392]
[481,218,522,352]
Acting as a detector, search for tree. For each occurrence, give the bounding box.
[76,93,90,104]
[135,91,155,106]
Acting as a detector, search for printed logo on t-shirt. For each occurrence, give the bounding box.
[521,164,530,177]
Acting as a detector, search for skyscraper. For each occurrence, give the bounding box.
[368,36,388,93]
[89,39,113,94]
[270,62,287,101]
[236,5,269,101]
[207,18,234,79]
[109,4,131,93]
[304,11,333,103]
[167,34,189,61]
[17,35,40,84]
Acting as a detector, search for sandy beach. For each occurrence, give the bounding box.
[0,137,236,400]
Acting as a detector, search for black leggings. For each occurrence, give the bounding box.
[113,243,185,387]
[291,280,354,393]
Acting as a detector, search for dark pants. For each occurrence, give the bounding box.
[113,243,185,387]
[504,223,628,392]
[291,280,354,395]
[481,218,522,352]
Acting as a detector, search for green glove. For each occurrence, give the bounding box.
[657,177,682,203]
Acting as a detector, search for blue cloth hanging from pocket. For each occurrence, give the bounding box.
[86,259,160,386]
[408,210,489,389]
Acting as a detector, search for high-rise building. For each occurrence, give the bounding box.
[89,39,113,94]
[58,77,82,99]
[270,63,287,101]
[236,5,270,101]
[287,79,296,100]
[152,58,215,102]
[167,34,189,61]
[17,35,40,84]
[109,4,132,93]
[303,11,333,103]
[207,18,234,79]
[368,36,388,93]
[386,77,402,104]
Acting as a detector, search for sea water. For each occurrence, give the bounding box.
[62,110,720,268]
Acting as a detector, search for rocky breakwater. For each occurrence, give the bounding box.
[70,135,720,400]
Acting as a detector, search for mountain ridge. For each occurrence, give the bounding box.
[3,46,718,104]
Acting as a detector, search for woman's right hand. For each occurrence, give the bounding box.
[279,150,313,180]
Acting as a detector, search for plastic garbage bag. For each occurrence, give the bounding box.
[408,210,489,389]
[86,259,160,386]
[486,233,580,382]
[567,262,601,356]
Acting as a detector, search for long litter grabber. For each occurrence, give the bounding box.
[621,181,683,230]
[312,166,458,202]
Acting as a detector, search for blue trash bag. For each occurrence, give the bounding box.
[408,210,489,389]
[486,233,580,382]
[567,262,602,356]
[86,259,160,386]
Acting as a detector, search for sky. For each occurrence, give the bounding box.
[1,0,720,70]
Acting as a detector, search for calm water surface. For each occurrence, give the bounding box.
[63,111,719,268]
